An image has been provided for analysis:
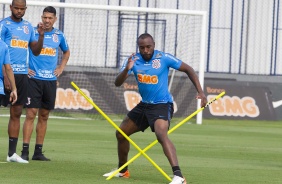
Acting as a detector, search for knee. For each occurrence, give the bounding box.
[115,130,125,141]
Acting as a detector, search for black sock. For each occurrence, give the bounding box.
[8,137,18,157]
[118,163,128,173]
[172,166,183,178]
[22,143,29,154]
[34,144,43,155]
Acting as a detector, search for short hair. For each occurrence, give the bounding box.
[43,6,56,16]
[12,0,26,6]
[138,33,154,42]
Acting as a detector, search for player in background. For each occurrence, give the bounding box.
[0,0,45,163]
[0,40,17,108]
[103,33,207,184]
[20,6,70,161]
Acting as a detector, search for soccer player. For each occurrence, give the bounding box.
[20,6,70,161]
[0,40,17,107]
[103,33,207,184]
[0,0,45,163]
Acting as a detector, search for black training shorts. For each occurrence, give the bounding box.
[1,74,28,106]
[127,102,174,132]
[25,78,57,110]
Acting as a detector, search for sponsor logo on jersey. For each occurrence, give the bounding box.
[10,39,28,49]
[137,74,158,84]
[23,26,29,34]
[52,34,58,42]
[40,47,56,56]
[152,59,161,69]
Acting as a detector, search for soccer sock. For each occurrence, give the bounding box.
[118,162,128,173]
[22,143,29,154]
[34,144,43,155]
[172,166,183,178]
[8,137,18,157]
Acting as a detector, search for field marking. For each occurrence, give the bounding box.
[0,162,7,164]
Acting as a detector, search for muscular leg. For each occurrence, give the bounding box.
[154,119,179,167]
[35,108,50,145]
[8,104,23,156]
[116,116,140,167]
[8,105,23,137]
[23,108,38,144]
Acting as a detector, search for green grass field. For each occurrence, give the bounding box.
[0,116,282,184]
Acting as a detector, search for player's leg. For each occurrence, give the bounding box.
[32,108,50,161]
[8,104,23,155]
[32,80,56,161]
[151,103,186,184]
[21,78,42,160]
[21,107,38,160]
[7,74,28,163]
[103,102,148,178]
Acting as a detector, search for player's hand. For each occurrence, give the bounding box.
[196,92,208,108]
[37,22,45,35]
[126,53,137,70]
[10,89,17,105]
[54,67,63,77]
[28,69,36,78]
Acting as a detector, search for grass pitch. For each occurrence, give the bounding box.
[0,116,282,184]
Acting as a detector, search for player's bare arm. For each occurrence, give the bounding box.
[54,49,70,77]
[2,66,11,91]
[29,22,45,56]
[4,64,17,104]
[178,62,207,107]
[114,53,137,87]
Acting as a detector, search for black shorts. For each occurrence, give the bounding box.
[127,102,174,132]
[25,78,57,110]
[0,74,28,106]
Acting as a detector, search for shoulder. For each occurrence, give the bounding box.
[0,17,10,26]
[161,52,180,62]
[52,28,65,35]
[22,19,33,27]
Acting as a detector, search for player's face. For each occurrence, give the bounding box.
[41,12,57,32]
[138,37,155,61]
[10,2,27,21]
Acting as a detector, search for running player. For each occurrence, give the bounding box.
[0,0,45,163]
[20,6,70,161]
[103,33,207,184]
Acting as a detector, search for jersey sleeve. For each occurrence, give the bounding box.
[0,23,7,41]
[4,43,11,65]
[59,33,69,52]
[164,53,182,69]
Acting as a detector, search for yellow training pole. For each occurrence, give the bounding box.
[107,91,225,180]
[71,81,172,181]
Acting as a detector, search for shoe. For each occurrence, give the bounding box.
[32,153,51,161]
[7,153,29,163]
[169,175,186,184]
[103,169,130,178]
[21,151,29,161]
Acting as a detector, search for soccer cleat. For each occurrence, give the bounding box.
[7,153,29,163]
[32,153,51,161]
[21,151,29,161]
[103,169,130,178]
[169,175,187,184]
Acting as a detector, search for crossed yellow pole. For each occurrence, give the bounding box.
[71,81,172,181]
[71,81,225,181]
[106,91,225,180]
